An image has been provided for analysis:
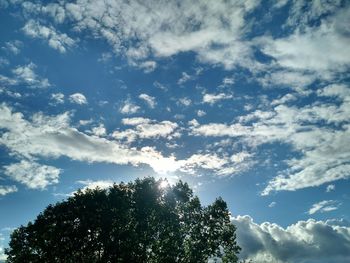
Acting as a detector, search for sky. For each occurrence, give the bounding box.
[0,0,350,262]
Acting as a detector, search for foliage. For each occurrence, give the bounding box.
[5,177,240,263]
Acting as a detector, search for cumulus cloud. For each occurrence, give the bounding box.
[69,93,87,105]
[259,5,350,75]
[0,104,256,179]
[202,93,233,105]
[0,185,18,196]
[178,97,192,107]
[232,215,350,263]
[180,151,253,176]
[0,104,181,175]
[177,72,192,85]
[113,117,179,142]
[326,184,335,192]
[18,0,260,69]
[2,40,22,55]
[268,202,276,208]
[191,84,350,194]
[51,92,64,104]
[91,124,106,137]
[4,160,61,189]
[197,110,206,117]
[23,19,75,53]
[308,200,341,215]
[11,63,50,88]
[139,93,156,108]
[120,100,140,114]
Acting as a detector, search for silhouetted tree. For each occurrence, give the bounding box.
[6,177,240,262]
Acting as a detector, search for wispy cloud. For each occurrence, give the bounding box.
[308,200,341,215]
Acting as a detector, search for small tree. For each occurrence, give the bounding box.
[6,177,240,262]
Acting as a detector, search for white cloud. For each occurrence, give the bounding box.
[12,63,50,88]
[308,200,341,215]
[76,179,114,191]
[232,215,350,263]
[91,124,106,137]
[139,93,156,108]
[191,87,350,194]
[69,93,87,105]
[0,185,18,196]
[259,70,317,92]
[120,100,140,114]
[202,93,233,105]
[122,117,150,126]
[0,233,6,261]
[190,122,250,137]
[4,160,61,189]
[197,110,206,117]
[2,40,22,55]
[177,72,192,85]
[51,93,64,104]
[268,201,276,208]
[0,104,257,178]
[180,151,253,176]
[259,6,350,75]
[138,60,157,73]
[114,118,179,142]
[178,97,192,107]
[318,84,350,101]
[23,19,75,53]
[220,77,235,87]
[0,104,182,174]
[271,93,297,106]
[326,184,335,192]
[21,0,261,70]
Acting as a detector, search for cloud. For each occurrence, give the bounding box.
[138,60,157,73]
[202,93,233,105]
[18,0,261,70]
[11,63,50,88]
[0,104,182,175]
[258,70,318,92]
[23,19,75,53]
[139,93,156,108]
[191,84,350,194]
[91,124,106,137]
[4,160,61,189]
[120,100,140,114]
[232,215,350,263]
[2,40,22,55]
[0,233,6,261]
[177,72,192,85]
[268,202,276,208]
[0,104,257,180]
[51,93,65,104]
[197,110,206,117]
[180,151,253,176]
[326,184,335,192]
[76,179,114,191]
[308,200,341,215]
[178,97,192,107]
[259,6,350,75]
[69,93,87,105]
[113,117,179,142]
[0,185,18,196]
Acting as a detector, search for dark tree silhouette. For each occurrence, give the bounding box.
[5,177,240,263]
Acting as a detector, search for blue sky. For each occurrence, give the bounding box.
[0,0,350,262]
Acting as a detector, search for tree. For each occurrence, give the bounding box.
[5,177,241,263]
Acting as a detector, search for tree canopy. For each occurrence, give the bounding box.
[5,177,240,263]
